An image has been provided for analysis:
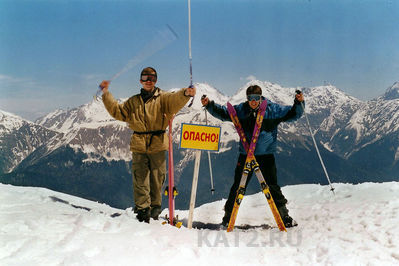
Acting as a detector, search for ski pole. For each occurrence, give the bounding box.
[94,24,178,100]
[296,90,335,195]
[187,0,194,107]
[202,94,215,195]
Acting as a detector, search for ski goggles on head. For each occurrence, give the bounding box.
[140,74,157,82]
[247,94,261,102]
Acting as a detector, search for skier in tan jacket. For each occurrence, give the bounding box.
[99,67,196,223]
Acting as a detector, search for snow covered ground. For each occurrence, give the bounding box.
[1,182,398,266]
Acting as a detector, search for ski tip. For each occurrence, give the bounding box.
[260,98,268,108]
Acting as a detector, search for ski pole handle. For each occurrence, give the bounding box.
[94,80,110,101]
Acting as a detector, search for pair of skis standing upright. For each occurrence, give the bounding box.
[226,99,287,232]
[165,97,287,232]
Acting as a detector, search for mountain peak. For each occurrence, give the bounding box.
[0,109,32,133]
[382,82,399,100]
[1,109,24,121]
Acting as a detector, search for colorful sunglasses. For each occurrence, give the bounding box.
[141,74,157,82]
[247,94,261,101]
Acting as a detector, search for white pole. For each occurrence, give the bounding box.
[187,149,201,229]
[207,151,215,194]
[95,25,177,100]
[187,0,194,107]
[300,99,335,195]
[188,0,192,67]
[204,108,215,194]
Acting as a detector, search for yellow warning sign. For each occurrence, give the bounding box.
[180,123,221,151]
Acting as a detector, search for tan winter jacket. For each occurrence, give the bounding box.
[102,87,190,153]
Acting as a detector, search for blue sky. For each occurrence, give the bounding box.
[1,0,398,120]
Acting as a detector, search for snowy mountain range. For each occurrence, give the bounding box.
[1,80,399,209]
[0,110,61,173]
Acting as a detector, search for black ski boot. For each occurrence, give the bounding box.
[136,207,150,223]
[221,212,231,228]
[150,206,161,220]
[282,215,298,228]
[278,205,298,228]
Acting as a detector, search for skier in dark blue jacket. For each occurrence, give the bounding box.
[201,85,304,228]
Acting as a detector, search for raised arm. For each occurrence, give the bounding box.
[202,95,232,122]
[100,80,131,122]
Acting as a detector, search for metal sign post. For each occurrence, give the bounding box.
[180,123,221,228]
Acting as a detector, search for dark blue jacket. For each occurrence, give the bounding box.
[206,97,304,155]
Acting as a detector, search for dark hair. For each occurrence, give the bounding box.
[246,85,262,95]
[141,67,157,77]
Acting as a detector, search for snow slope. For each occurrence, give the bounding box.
[1,182,398,265]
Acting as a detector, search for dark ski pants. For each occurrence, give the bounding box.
[224,153,288,218]
[132,151,166,210]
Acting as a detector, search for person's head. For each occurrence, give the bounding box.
[246,85,262,109]
[140,67,157,91]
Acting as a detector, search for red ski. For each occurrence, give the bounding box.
[163,118,182,228]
